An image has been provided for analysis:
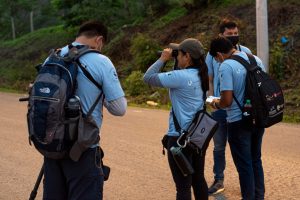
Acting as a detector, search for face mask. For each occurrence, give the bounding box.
[226,35,239,46]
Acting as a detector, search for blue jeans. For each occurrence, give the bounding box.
[43,147,104,200]
[227,120,265,200]
[211,109,227,181]
[167,136,208,200]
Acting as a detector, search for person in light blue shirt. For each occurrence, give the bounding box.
[205,19,253,195]
[209,36,265,200]
[43,21,126,200]
[144,38,209,200]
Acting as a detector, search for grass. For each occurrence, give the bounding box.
[0,88,24,94]
[152,7,188,29]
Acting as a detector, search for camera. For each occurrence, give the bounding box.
[157,49,178,57]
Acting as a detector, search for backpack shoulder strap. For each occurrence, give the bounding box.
[246,53,258,67]
[66,45,103,91]
[230,53,259,72]
[66,45,104,117]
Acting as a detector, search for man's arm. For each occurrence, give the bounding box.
[208,75,214,96]
[205,53,214,96]
[211,90,233,109]
[104,96,127,116]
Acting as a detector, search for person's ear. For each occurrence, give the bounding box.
[186,53,193,65]
[215,52,223,62]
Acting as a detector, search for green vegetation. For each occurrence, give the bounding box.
[152,7,188,29]
[0,0,299,123]
[129,33,161,72]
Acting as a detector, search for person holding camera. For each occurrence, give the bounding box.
[143,38,209,200]
[205,19,252,195]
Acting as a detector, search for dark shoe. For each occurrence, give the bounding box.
[208,180,225,195]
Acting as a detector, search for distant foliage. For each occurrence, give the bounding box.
[129,33,161,72]
[123,71,148,96]
[270,41,285,79]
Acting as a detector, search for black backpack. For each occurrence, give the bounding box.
[27,44,103,159]
[230,53,284,128]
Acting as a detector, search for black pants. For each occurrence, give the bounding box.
[167,136,208,200]
[43,147,104,200]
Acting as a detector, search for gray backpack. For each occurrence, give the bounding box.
[27,44,103,161]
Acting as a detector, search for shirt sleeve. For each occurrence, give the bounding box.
[241,46,252,54]
[219,63,234,91]
[101,57,125,101]
[143,59,164,87]
[158,70,185,89]
[205,53,214,76]
[104,96,127,116]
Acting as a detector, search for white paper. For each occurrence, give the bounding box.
[205,96,220,103]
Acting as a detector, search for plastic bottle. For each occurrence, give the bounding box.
[243,99,252,117]
[66,96,81,140]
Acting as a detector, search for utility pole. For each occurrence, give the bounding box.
[256,0,269,72]
[30,11,34,32]
[11,17,16,40]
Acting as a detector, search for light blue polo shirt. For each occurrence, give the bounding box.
[219,51,265,123]
[206,45,251,97]
[157,62,204,136]
[60,42,125,127]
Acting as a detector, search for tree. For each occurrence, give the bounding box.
[0,0,39,39]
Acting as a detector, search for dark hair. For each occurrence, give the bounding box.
[77,20,108,41]
[181,50,209,93]
[209,36,233,57]
[219,20,237,34]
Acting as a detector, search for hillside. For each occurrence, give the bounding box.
[0,0,299,122]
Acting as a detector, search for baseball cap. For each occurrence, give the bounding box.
[169,38,205,59]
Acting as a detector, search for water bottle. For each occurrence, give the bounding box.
[66,96,81,141]
[170,146,194,176]
[243,99,252,117]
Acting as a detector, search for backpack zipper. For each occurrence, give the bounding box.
[31,96,60,102]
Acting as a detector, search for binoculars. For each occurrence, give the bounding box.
[157,49,178,57]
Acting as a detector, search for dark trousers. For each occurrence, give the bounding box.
[211,109,227,181]
[167,136,208,200]
[227,120,265,200]
[43,147,104,200]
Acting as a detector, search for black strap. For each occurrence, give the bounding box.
[85,92,103,118]
[230,53,259,72]
[172,108,181,133]
[77,62,102,90]
[233,94,244,112]
[67,44,104,117]
[171,92,206,134]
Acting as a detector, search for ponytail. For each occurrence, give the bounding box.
[192,56,209,94]
[181,50,209,94]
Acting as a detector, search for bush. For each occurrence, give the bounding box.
[270,41,285,79]
[123,71,149,96]
[130,33,161,72]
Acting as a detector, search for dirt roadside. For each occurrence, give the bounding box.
[0,92,299,200]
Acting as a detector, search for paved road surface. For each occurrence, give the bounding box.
[0,92,299,200]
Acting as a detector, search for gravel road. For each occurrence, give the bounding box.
[0,92,299,200]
